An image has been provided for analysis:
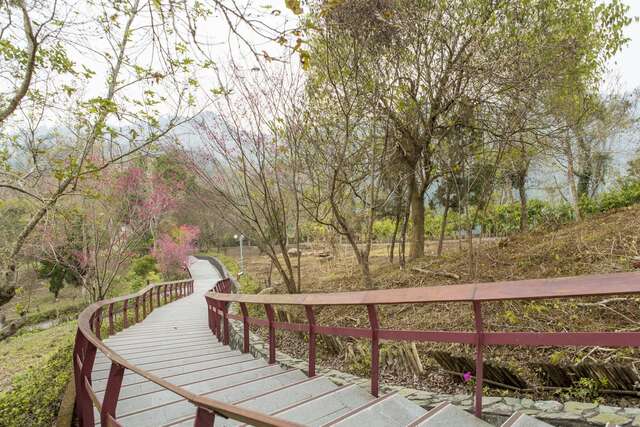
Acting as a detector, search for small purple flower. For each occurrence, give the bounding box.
[463,371,472,382]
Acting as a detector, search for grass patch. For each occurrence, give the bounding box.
[201,252,261,295]
[0,320,76,390]
[0,323,74,427]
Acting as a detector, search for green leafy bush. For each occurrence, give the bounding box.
[372,218,396,241]
[580,180,640,214]
[0,339,73,427]
[125,255,162,291]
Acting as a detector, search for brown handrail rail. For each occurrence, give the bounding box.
[205,271,640,419]
[210,271,640,305]
[73,278,301,427]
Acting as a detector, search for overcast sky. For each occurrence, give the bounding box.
[608,1,640,91]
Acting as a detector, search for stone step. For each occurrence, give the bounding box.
[100,369,307,426]
[501,412,553,427]
[324,391,427,426]
[96,359,269,400]
[409,402,493,426]
[270,383,374,426]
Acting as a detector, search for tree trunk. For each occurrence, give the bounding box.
[467,225,475,279]
[437,198,450,256]
[518,180,528,232]
[389,200,402,263]
[399,201,410,268]
[564,140,582,221]
[408,176,425,259]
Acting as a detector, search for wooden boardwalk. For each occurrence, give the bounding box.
[89,257,548,426]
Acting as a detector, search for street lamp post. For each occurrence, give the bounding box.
[233,234,245,275]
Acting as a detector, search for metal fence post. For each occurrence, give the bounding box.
[305,305,317,377]
[367,304,380,397]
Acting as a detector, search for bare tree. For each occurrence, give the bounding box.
[187,64,305,293]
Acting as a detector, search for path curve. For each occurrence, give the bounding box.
[89,256,548,427]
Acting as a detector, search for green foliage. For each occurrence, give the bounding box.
[36,260,80,298]
[0,337,73,427]
[579,180,640,215]
[125,255,161,292]
[557,377,609,403]
[480,200,575,235]
[372,218,396,240]
[210,253,261,295]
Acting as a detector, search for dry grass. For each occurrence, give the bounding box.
[221,205,640,403]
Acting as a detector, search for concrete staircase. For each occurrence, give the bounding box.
[90,257,553,426]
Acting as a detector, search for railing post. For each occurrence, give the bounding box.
[94,307,102,340]
[304,305,317,377]
[101,362,125,426]
[134,296,139,323]
[367,304,380,397]
[265,304,276,364]
[194,407,215,426]
[73,332,85,421]
[164,284,168,304]
[222,302,230,345]
[108,303,114,336]
[79,337,97,426]
[149,288,154,312]
[215,301,223,340]
[473,301,485,418]
[123,299,128,329]
[239,302,250,353]
[142,292,147,318]
[157,286,161,307]
[206,299,214,332]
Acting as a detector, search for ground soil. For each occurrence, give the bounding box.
[221,204,640,406]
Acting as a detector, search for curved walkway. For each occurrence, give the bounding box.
[90,257,548,426]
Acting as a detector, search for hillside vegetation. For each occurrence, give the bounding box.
[236,204,640,402]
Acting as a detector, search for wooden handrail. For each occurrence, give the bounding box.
[74,278,302,427]
[208,271,640,305]
[205,270,640,419]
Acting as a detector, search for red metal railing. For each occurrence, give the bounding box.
[205,271,640,418]
[74,279,193,426]
[73,277,303,427]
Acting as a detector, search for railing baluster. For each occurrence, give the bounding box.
[80,338,98,426]
[164,284,168,304]
[265,304,276,364]
[73,332,85,421]
[157,286,161,307]
[222,302,230,345]
[123,299,128,329]
[193,407,215,426]
[142,292,147,318]
[473,301,485,418]
[134,296,139,323]
[215,301,222,340]
[101,362,125,426]
[305,305,317,377]
[367,304,380,397]
[206,300,214,333]
[239,302,249,353]
[108,303,114,336]
[94,307,103,340]
[149,289,154,312]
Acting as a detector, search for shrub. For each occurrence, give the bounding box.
[0,339,73,427]
[372,218,396,241]
[590,180,640,213]
[123,255,162,291]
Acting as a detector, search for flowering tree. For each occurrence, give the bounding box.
[152,225,200,278]
[37,165,182,301]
